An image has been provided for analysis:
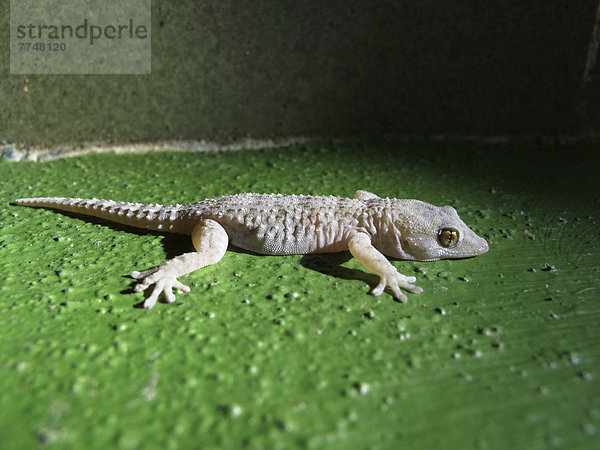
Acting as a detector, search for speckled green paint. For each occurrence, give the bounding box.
[0,141,598,448]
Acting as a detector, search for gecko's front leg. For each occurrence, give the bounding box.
[348,233,423,302]
[131,219,229,309]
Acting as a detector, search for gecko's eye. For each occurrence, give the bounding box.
[438,228,459,248]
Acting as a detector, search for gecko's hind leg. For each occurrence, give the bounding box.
[131,219,229,309]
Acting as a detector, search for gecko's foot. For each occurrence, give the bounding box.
[370,271,423,303]
[131,267,190,309]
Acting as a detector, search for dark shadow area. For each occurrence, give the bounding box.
[1,1,598,144]
[300,252,390,299]
[336,138,600,211]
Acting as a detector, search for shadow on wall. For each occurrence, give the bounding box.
[352,138,600,210]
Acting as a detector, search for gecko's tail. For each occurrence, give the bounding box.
[14,197,195,234]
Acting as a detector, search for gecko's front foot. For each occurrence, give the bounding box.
[131,267,190,309]
[370,271,423,303]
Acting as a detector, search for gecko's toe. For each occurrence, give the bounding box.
[134,280,151,292]
[143,298,157,309]
[143,290,160,309]
[370,280,386,296]
[410,285,424,294]
[402,281,423,294]
[172,280,190,293]
[389,282,408,302]
[393,291,408,303]
[131,267,159,280]
[164,288,176,303]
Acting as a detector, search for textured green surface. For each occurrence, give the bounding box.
[1,1,599,145]
[0,141,599,448]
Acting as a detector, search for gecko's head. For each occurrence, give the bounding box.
[386,200,489,261]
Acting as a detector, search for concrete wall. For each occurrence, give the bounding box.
[0,0,598,145]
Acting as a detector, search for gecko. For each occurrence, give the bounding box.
[14,190,489,309]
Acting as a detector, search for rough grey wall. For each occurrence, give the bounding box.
[0,0,598,145]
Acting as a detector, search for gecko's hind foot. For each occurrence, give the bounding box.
[370,272,423,303]
[131,267,190,309]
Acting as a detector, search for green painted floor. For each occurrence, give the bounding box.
[0,140,598,449]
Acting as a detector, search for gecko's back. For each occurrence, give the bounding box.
[191,193,368,255]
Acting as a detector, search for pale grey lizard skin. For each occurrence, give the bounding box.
[15,190,489,309]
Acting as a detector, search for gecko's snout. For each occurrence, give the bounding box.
[478,238,489,255]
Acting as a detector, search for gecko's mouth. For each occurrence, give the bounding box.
[450,239,489,259]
